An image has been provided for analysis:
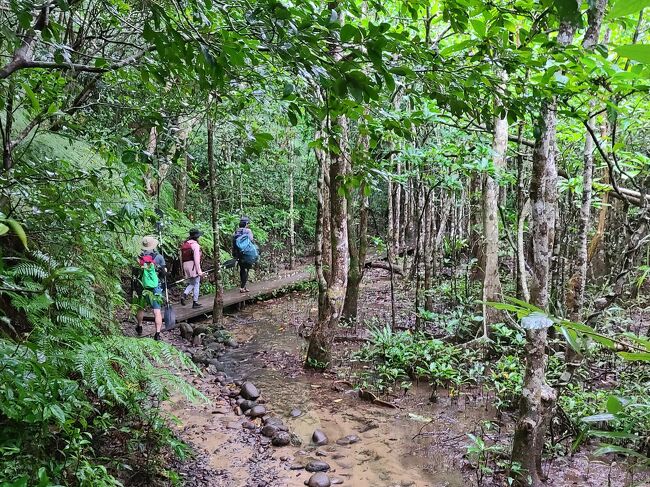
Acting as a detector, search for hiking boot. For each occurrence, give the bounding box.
[192,301,202,309]
[180,294,187,306]
[154,332,161,341]
[136,324,143,336]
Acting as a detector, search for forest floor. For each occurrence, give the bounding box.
[128,268,649,487]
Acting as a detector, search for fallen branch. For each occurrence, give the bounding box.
[364,260,404,275]
[358,389,399,409]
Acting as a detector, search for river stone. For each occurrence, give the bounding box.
[261,424,281,438]
[247,405,267,418]
[225,338,239,348]
[330,478,344,485]
[240,381,260,400]
[312,430,328,446]
[240,400,256,412]
[272,432,291,447]
[290,408,302,417]
[191,350,211,365]
[179,322,193,340]
[206,342,225,353]
[336,434,360,446]
[305,472,331,487]
[305,460,330,473]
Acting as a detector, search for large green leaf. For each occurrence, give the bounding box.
[615,44,650,64]
[618,351,650,361]
[608,0,650,19]
[560,326,581,353]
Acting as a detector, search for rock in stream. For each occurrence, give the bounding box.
[305,472,331,487]
[240,381,261,400]
[312,430,329,446]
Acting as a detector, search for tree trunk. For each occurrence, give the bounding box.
[207,115,224,326]
[342,183,368,321]
[289,166,296,270]
[314,138,329,325]
[305,114,350,368]
[423,192,435,312]
[482,70,508,336]
[2,80,15,172]
[511,15,578,485]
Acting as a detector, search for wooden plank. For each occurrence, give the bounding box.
[142,269,313,323]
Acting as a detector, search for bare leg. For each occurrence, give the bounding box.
[136,309,144,327]
[153,309,162,333]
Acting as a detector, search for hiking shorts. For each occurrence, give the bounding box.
[136,286,162,311]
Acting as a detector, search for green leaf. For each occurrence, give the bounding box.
[5,219,27,249]
[283,83,294,98]
[23,84,40,112]
[0,223,8,236]
[48,405,66,424]
[560,326,581,353]
[608,0,650,19]
[340,24,359,43]
[589,430,638,439]
[618,351,650,361]
[606,395,624,414]
[594,444,649,460]
[615,44,650,65]
[582,413,615,423]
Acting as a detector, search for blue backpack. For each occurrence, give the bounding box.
[235,233,259,266]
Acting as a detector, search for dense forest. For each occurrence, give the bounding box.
[1,0,650,486]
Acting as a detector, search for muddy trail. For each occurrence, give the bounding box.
[162,272,648,487]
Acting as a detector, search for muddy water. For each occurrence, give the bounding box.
[173,295,494,487]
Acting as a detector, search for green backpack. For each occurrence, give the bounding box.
[139,253,159,289]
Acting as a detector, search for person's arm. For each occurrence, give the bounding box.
[246,228,254,242]
[191,241,202,274]
[155,254,167,277]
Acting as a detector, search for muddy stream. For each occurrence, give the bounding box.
[165,293,494,487]
[164,289,647,487]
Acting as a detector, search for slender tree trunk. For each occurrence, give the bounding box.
[314,138,329,324]
[207,115,224,326]
[289,165,296,269]
[517,199,532,303]
[144,126,158,195]
[482,70,508,337]
[511,16,577,486]
[2,80,15,172]
[424,192,435,312]
[175,151,189,213]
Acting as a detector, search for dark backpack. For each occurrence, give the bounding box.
[180,240,194,262]
[235,232,259,266]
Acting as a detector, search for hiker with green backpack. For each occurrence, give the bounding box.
[134,236,166,340]
[232,216,259,293]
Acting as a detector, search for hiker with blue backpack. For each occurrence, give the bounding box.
[134,236,166,340]
[232,217,259,293]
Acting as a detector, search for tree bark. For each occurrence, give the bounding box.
[482,70,508,336]
[511,14,578,485]
[306,113,350,367]
[207,115,224,326]
[289,165,296,270]
[343,183,368,321]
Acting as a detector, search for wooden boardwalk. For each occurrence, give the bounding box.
[143,268,313,323]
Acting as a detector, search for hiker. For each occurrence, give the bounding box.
[180,228,204,309]
[232,216,258,293]
[135,236,166,340]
